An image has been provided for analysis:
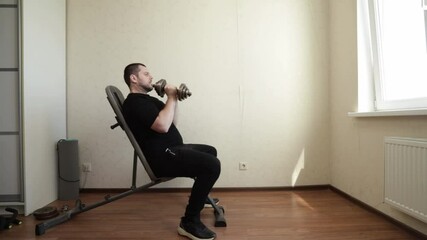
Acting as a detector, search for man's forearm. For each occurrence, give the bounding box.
[151,96,177,133]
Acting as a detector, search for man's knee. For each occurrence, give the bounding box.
[209,157,221,178]
[206,145,217,157]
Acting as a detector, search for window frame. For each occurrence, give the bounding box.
[367,0,427,111]
[350,0,427,117]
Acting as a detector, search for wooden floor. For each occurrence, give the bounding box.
[0,189,422,240]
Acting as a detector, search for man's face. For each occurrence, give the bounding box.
[133,65,153,92]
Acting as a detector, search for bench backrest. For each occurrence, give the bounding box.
[105,85,159,181]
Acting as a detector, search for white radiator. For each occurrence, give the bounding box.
[384,137,427,223]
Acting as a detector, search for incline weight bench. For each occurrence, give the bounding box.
[35,85,226,235]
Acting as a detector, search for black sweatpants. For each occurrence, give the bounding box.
[151,144,221,220]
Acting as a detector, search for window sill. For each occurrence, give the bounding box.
[348,109,427,117]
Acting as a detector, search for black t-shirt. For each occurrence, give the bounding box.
[122,93,183,160]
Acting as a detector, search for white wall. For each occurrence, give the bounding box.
[329,0,427,235]
[22,0,66,215]
[67,0,330,188]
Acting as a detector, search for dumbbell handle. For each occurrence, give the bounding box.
[152,79,192,101]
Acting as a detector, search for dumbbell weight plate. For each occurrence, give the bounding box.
[178,84,192,101]
[33,206,59,220]
[153,79,167,97]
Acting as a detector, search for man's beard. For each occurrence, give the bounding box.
[142,84,153,93]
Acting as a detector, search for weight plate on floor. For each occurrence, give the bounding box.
[33,206,59,220]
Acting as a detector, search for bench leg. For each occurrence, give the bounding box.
[206,196,227,227]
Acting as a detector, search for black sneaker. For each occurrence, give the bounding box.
[204,198,219,208]
[177,217,216,240]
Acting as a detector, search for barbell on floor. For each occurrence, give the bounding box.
[152,79,192,101]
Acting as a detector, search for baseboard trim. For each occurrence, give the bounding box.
[80,185,330,193]
[212,185,330,192]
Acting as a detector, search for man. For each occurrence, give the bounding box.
[122,63,221,240]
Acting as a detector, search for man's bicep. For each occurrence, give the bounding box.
[150,115,167,133]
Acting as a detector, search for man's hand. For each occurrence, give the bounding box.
[164,84,178,100]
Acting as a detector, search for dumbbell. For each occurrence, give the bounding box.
[152,79,192,101]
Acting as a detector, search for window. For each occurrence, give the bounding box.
[360,0,427,112]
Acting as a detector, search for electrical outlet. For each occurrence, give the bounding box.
[82,163,92,172]
[239,162,248,170]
